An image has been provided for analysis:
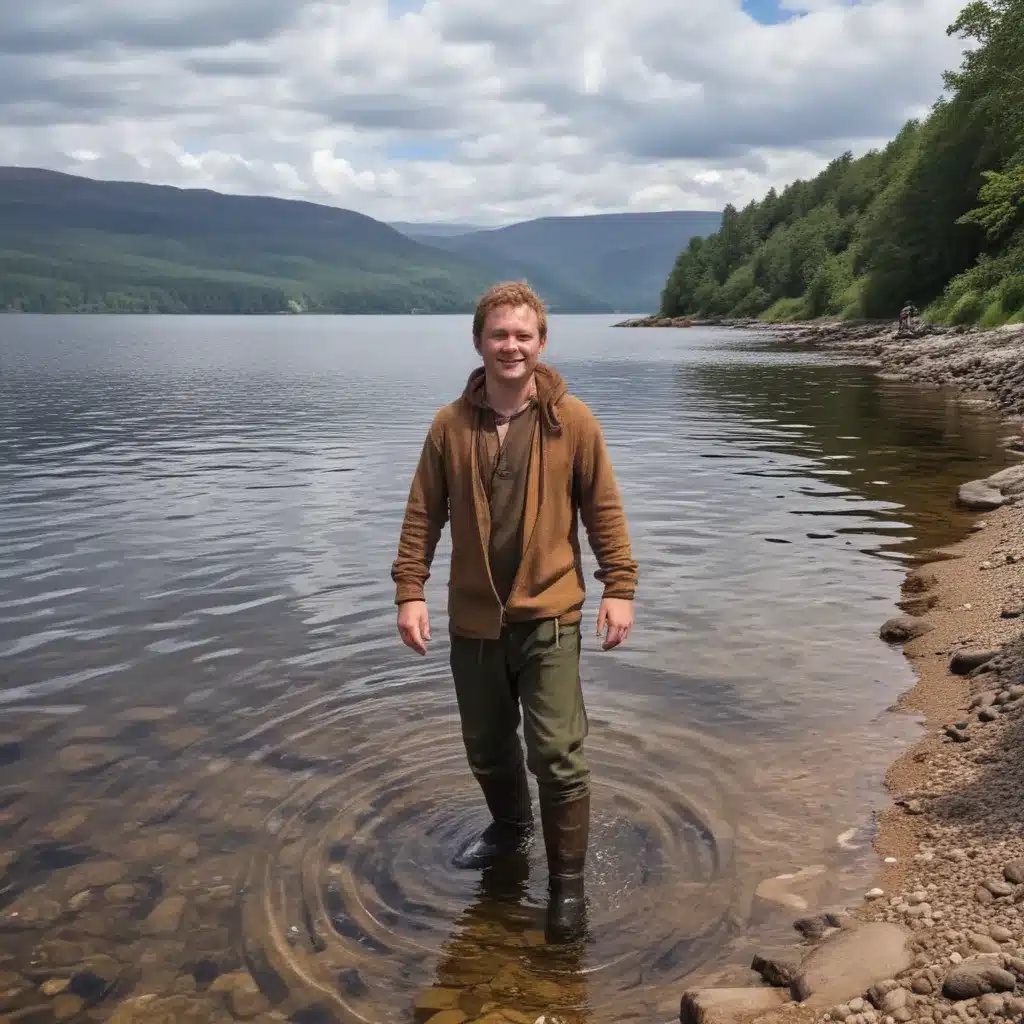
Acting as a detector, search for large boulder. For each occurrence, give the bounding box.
[791,921,914,1007]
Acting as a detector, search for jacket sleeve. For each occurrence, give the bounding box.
[573,407,638,600]
[391,421,449,604]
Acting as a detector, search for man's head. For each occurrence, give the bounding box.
[472,281,547,387]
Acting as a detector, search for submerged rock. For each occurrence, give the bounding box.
[679,987,790,1024]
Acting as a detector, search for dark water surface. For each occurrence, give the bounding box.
[0,315,1015,1024]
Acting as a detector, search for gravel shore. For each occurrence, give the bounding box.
[659,317,1024,1024]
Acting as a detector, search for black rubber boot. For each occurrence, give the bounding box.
[540,791,589,944]
[453,763,534,870]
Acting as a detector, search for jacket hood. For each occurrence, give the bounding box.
[462,362,567,434]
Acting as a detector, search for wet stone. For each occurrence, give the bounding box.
[56,744,127,774]
[53,993,85,1020]
[209,972,266,1019]
[62,860,125,892]
[143,896,186,936]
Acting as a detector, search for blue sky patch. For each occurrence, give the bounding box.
[742,0,801,25]
[384,138,451,161]
[388,0,426,15]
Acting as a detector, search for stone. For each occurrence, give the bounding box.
[950,650,1000,675]
[977,994,1007,1016]
[984,879,1015,898]
[791,922,914,1007]
[56,744,127,774]
[958,480,1005,511]
[986,464,1024,496]
[414,989,461,1014]
[990,925,1013,943]
[752,954,800,988]
[424,1013,467,1024]
[143,896,186,936]
[52,994,85,1021]
[1001,603,1023,620]
[62,860,125,891]
[942,960,1017,1000]
[753,865,831,915]
[209,972,266,1019]
[679,987,790,1024]
[40,979,69,996]
[969,934,1003,954]
[879,989,910,1013]
[1004,861,1024,885]
[881,617,935,643]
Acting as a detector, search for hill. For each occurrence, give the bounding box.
[0,168,602,314]
[399,211,723,313]
[659,0,1024,328]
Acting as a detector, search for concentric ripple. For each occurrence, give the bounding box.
[230,684,745,1023]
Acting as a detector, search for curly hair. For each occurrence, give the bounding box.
[472,281,548,342]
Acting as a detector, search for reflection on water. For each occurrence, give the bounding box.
[0,316,1015,1023]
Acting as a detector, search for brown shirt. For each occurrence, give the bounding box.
[478,401,538,605]
[391,363,638,640]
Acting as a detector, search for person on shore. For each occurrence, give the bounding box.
[390,280,639,944]
[898,300,918,335]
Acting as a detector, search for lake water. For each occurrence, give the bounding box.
[0,314,1015,1024]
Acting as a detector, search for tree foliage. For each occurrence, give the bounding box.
[661,0,1024,327]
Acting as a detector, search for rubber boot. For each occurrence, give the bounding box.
[540,791,589,944]
[452,762,534,870]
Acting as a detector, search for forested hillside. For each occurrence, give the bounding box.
[661,0,1023,327]
[0,168,601,314]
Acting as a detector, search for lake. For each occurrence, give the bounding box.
[0,314,1014,1024]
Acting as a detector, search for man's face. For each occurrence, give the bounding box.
[475,304,546,385]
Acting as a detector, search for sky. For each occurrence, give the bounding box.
[0,0,973,226]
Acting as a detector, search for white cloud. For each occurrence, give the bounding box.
[0,0,973,225]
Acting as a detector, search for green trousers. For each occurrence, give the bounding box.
[449,618,590,805]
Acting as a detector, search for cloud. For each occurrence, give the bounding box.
[0,0,972,225]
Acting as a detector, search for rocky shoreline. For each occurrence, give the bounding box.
[668,318,1024,1024]
[615,315,1024,425]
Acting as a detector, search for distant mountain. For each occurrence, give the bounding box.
[0,168,603,314]
[388,221,484,238]
[396,210,724,312]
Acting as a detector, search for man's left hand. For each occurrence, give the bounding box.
[596,597,634,651]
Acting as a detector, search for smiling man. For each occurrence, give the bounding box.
[391,280,638,944]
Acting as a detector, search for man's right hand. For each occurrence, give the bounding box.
[397,600,431,655]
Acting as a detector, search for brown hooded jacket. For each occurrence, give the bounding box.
[391,363,638,639]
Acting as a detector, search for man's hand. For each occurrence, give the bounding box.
[596,597,633,651]
[398,600,431,655]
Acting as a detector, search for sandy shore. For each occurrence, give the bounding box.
[657,319,1024,1024]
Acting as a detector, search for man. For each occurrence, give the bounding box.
[898,300,917,335]
[390,281,638,944]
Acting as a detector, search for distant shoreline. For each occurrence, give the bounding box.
[617,314,1024,428]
